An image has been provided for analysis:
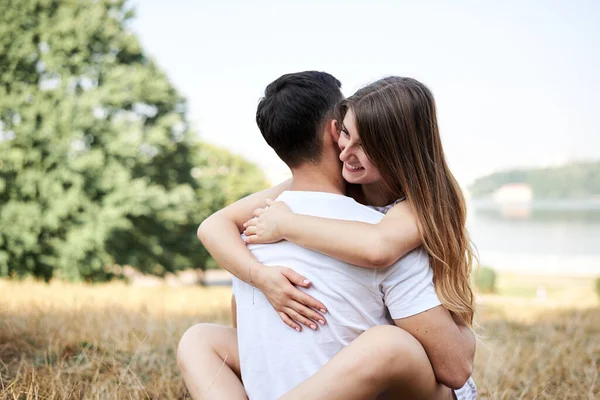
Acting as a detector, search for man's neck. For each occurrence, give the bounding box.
[289,163,345,195]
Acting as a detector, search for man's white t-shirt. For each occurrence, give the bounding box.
[232,191,441,400]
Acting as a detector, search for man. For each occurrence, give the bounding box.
[179,71,475,400]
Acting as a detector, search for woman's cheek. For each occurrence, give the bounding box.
[363,158,383,181]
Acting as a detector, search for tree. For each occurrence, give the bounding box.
[469,161,600,199]
[0,0,268,281]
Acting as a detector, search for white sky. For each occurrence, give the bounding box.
[130,0,600,185]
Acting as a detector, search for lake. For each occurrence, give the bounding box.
[468,199,600,277]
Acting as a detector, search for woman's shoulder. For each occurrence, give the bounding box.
[369,197,406,215]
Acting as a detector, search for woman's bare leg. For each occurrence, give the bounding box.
[177,323,247,400]
[279,325,453,400]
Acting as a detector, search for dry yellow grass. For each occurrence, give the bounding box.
[473,274,599,399]
[0,275,598,399]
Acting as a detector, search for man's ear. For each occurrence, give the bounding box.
[328,119,340,143]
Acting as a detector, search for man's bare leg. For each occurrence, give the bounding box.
[177,323,247,400]
[279,325,453,400]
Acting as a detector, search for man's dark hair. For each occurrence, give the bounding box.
[256,71,343,168]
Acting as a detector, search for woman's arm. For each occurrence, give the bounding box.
[198,179,291,282]
[198,180,328,331]
[243,200,421,268]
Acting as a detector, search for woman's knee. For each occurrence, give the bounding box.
[359,327,449,399]
[356,325,429,379]
[177,323,223,369]
[360,325,422,354]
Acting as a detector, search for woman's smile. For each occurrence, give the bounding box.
[344,162,365,172]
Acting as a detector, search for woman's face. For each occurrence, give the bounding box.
[338,109,383,185]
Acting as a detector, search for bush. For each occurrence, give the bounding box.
[595,277,600,300]
[476,267,497,293]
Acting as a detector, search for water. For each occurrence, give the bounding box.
[468,199,600,277]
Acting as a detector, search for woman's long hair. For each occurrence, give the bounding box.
[341,77,476,327]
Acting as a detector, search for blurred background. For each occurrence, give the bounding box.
[1,1,598,398]
[130,0,600,280]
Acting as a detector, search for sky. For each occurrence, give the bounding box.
[129,0,600,185]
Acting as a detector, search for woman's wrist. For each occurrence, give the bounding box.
[250,262,268,288]
[279,212,295,240]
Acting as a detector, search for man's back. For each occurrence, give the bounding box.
[233,191,440,400]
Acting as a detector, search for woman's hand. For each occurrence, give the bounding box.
[252,263,328,332]
[243,199,293,244]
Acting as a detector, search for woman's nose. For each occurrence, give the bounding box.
[338,136,350,160]
[339,143,351,161]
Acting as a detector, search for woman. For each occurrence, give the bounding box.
[179,76,477,399]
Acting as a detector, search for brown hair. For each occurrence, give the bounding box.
[341,76,476,326]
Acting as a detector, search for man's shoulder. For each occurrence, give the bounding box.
[402,246,429,264]
[276,191,383,222]
[276,190,356,204]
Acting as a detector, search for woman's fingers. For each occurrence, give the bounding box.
[243,217,258,229]
[283,307,318,331]
[262,266,327,332]
[280,268,328,315]
[288,301,326,326]
[243,226,257,236]
[278,312,302,332]
[280,267,312,288]
[293,291,328,319]
[252,208,265,218]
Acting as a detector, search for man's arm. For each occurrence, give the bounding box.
[393,306,475,390]
[380,250,475,389]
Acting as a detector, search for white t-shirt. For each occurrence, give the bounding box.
[232,191,441,400]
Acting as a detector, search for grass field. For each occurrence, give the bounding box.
[0,274,598,399]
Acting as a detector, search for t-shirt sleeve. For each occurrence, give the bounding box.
[379,248,442,319]
[231,275,239,296]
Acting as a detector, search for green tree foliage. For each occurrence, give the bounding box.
[0,0,268,281]
[469,161,600,199]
